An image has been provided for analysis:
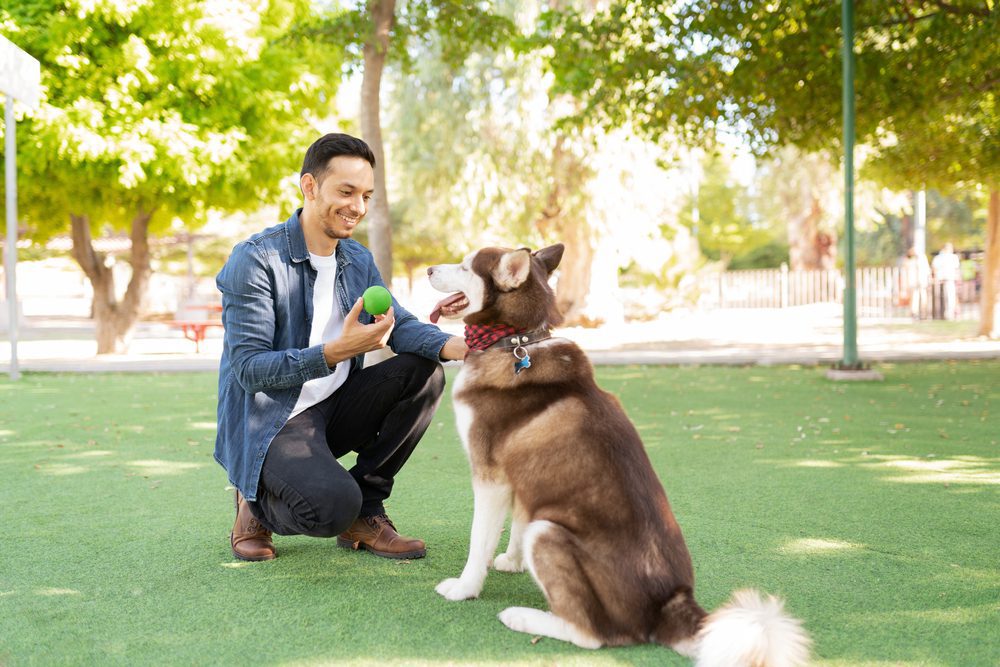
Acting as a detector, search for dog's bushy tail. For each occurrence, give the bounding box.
[658,588,811,667]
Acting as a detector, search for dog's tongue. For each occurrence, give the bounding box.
[429,293,466,324]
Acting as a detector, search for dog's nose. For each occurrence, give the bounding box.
[426,267,435,276]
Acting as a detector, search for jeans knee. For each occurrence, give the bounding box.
[425,359,446,398]
[307,484,362,538]
[395,354,446,399]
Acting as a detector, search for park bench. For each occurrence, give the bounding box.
[168,302,223,353]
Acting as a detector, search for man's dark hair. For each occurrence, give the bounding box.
[300,133,376,183]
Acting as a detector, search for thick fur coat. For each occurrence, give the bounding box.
[428,244,810,666]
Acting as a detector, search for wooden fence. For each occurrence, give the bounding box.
[697,266,981,320]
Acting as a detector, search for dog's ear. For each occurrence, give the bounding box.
[533,244,564,275]
[493,248,532,291]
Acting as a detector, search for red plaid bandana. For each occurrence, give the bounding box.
[464,324,523,355]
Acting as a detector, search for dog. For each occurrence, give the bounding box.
[427,244,811,666]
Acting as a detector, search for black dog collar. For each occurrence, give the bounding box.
[484,328,552,351]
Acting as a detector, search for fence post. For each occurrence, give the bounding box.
[780,263,789,308]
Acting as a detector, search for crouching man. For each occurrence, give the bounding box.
[215,133,466,561]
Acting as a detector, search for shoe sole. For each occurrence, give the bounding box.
[336,537,426,560]
[231,550,276,562]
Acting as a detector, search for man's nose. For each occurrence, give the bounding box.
[351,195,366,215]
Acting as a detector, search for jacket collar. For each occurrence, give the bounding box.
[285,207,353,269]
[286,208,310,264]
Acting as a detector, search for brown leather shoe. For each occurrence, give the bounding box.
[337,514,426,559]
[230,490,275,561]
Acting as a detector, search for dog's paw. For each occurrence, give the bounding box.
[493,552,524,573]
[435,577,482,601]
[498,606,537,633]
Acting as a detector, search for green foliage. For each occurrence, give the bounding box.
[396,0,516,70]
[537,1,999,191]
[726,240,791,270]
[679,150,786,268]
[299,0,516,75]
[0,0,346,240]
[386,37,560,255]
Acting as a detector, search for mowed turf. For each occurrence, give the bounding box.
[1,361,998,666]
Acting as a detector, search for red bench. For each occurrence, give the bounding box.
[169,304,222,353]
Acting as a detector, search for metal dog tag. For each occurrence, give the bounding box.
[514,354,531,374]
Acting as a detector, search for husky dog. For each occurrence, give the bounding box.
[428,244,810,666]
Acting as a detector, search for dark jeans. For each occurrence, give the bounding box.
[248,353,445,537]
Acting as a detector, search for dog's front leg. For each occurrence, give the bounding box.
[436,479,511,601]
[493,513,525,572]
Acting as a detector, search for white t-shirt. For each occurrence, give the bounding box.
[288,252,350,419]
[931,250,960,282]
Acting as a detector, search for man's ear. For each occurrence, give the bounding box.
[493,248,532,291]
[300,173,317,201]
[533,243,564,275]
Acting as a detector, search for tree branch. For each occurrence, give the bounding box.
[69,214,101,283]
[869,1,991,28]
[121,210,153,317]
[933,0,992,18]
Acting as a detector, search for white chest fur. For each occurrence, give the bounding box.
[451,367,475,456]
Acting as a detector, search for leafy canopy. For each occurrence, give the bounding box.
[536,1,999,189]
[1,0,346,238]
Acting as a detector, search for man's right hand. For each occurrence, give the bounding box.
[323,297,395,367]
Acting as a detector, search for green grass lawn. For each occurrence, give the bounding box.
[1,362,998,666]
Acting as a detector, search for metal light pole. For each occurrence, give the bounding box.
[4,96,18,379]
[829,1,881,381]
[839,0,859,369]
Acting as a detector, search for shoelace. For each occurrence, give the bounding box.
[369,514,397,532]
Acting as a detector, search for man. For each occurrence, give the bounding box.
[931,242,961,320]
[901,247,930,319]
[215,133,467,562]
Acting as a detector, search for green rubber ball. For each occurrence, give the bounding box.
[362,285,392,316]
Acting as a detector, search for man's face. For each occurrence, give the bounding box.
[301,156,375,243]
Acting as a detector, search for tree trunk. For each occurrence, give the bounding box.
[554,210,595,323]
[535,135,609,326]
[70,212,152,354]
[361,0,396,284]
[786,195,837,270]
[978,188,1000,338]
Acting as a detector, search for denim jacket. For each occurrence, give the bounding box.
[215,208,452,500]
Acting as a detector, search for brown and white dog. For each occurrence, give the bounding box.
[428,244,810,666]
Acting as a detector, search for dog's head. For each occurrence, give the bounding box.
[427,244,564,330]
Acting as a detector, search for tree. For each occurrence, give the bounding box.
[305,0,515,284]
[1,0,346,352]
[754,147,842,270]
[360,0,396,284]
[536,0,1000,334]
[679,149,781,268]
[387,12,698,326]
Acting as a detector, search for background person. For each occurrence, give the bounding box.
[931,242,961,320]
[901,247,931,319]
[215,133,467,561]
